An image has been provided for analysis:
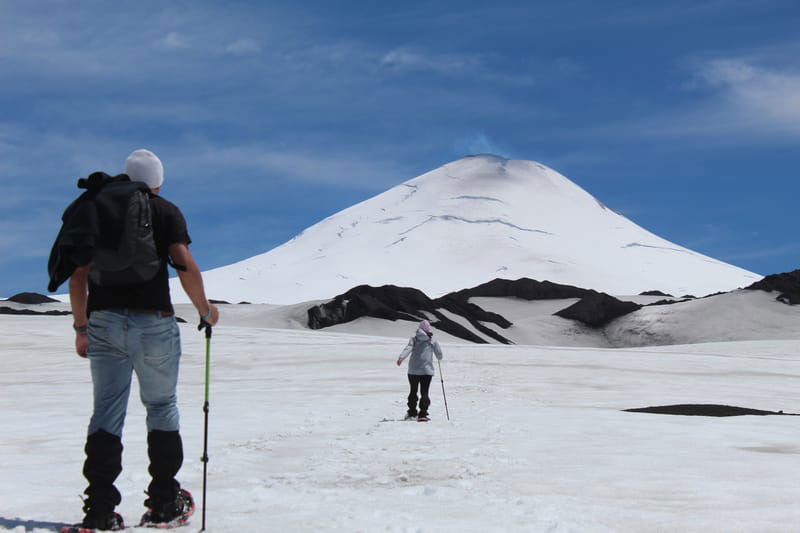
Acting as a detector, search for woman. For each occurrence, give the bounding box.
[396,320,444,421]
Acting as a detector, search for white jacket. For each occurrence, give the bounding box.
[398,328,443,376]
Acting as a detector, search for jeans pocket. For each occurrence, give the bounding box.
[88,315,123,359]
[141,320,179,364]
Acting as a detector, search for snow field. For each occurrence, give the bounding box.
[2,314,800,532]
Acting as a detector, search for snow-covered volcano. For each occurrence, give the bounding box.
[189,155,760,304]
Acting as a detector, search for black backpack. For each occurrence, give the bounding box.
[87,176,162,286]
[48,172,162,290]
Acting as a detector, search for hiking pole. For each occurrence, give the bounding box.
[198,318,213,532]
[437,359,450,421]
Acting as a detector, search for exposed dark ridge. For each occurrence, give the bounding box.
[644,298,692,307]
[639,290,673,297]
[0,306,71,316]
[307,284,509,344]
[426,309,492,344]
[701,291,728,299]
[554,292,641,328]
[746,269,800,304]
[432,294,512,344]
[307,285,429,329]
[449,278,592,301]
[6,292,60,304]
[305,278,613,343]
[625,404,798,417]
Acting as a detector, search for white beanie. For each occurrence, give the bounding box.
[124,149,164,189]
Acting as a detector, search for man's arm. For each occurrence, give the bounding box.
[69,265,90,358]
[168,243,219,326]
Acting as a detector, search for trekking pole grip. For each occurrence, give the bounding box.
[198,318,213,339]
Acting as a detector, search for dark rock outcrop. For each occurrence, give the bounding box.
[307,278,644,342]
[702,291,728,299]
[645,298,692,307]
[553,292,641,328]
[449,278,592,301]
[746,269,800,304]
[308,284,513,344]
[308,285,430,328]
[0,306,71,316]
[625,404,797,417]
[639,290,673,297]
[433,294,512,343]
[6,292,60,304]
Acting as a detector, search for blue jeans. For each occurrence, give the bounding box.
[87,309,182,436]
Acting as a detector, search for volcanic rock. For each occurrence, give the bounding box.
[6,292,60,304]
[449,278,592,301]
[0,306,71,316]
[639,290,673,297]
[746,269,800,304]
[625,404,795,417]
[554,292,641,328]
[307,284,512,344]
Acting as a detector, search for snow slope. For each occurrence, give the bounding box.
[12,286,800,349]
[3,312,800,532]
[302,290,800,347]
[185,155,760,304]
[466,289,800,347]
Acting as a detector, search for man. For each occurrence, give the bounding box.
[396,319,443,422]
[66,149,219,531]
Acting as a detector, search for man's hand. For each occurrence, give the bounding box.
[396,358,402,366]
[76,332,88,358]
[201,302,220,326]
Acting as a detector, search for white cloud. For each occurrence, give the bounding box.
[226,38,261,55]
[96,101,216,124]
[160,32,190,50]
[557,54,800,144]
[195,146,408,190]
[379,47,537,87]
[381,48,482,75]
[452,133,516,159]
[694,58,800,131]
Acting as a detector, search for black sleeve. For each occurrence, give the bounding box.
[152,196,192,248]
[165,205,192,247]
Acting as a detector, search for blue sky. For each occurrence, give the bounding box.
[2,0,798,296]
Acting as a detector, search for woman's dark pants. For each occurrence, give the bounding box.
[407,374,433,416]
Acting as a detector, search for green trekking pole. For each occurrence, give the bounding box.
[437,359,450,421]
[198,318,212,532]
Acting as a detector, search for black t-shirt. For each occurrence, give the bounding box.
[87,194,191,315]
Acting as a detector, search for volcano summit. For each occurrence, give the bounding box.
[187,155,759,304]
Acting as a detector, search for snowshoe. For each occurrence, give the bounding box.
[404,411,418,421]
[417,415,430,422]
[139,488,195,529]
[60,512,124,532]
